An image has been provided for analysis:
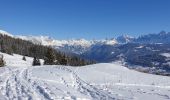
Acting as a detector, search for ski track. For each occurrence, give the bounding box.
[54,66,115,100]
[1,52,170,100]
[0,66,115,100]
[30,66,115,100]
[1,65,170,100]
[0,67,53,100]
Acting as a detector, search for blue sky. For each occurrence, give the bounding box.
[0,0,170,40]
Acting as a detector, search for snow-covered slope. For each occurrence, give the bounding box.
[0,53,170,100]
[0,52,44,67]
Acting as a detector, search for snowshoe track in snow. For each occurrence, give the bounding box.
[0,66,115,100]
[1,64,170,100]
[0,67,39,100]
[1,52,170,100]
[55,66,115,100]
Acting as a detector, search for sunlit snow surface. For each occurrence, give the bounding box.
[0,53,170,100]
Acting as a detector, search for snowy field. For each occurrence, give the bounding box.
[0,53,170,100]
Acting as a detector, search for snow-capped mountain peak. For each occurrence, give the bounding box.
[116,35,135,43]
[0,30,13,37]
[99,38,117,45]
[17,35,91,46]
[17,35,56,46]
[135,31,170,43]
[16,34,118,54]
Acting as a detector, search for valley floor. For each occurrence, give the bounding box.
[0,53,170,100]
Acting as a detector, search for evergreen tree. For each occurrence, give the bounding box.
[32,57,41,66]
[44,48,56,65]
[22,56,26,61]
[60,58,67,65]
[0,54,5,67]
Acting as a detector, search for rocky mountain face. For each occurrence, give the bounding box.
[81,43,170,75]
[134,31,170,44]
[80,31,170,75]
[116,35,135,43]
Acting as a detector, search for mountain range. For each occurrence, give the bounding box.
[1,30,170,75]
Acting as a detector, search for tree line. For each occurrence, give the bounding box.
[0,34,95,67]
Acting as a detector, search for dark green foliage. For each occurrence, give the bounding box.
[0,54,5,67]
[22,56,26,61]
[60,58,67,65]
[44,48,56,65]
[0,34,48,58]
[66,56,95,66]
[32,57,41,66]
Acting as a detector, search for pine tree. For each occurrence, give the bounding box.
[22,56,26,61]
[60,58,67,65]
[44,48,56,65]
[32,57,41,66]
[0,54,5,67]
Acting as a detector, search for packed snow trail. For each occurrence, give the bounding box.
[0,67,42,100]
[0,66,115,100]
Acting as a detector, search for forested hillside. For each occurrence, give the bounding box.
[0,34,94,66]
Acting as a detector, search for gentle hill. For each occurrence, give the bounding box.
[0,52,169,99]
